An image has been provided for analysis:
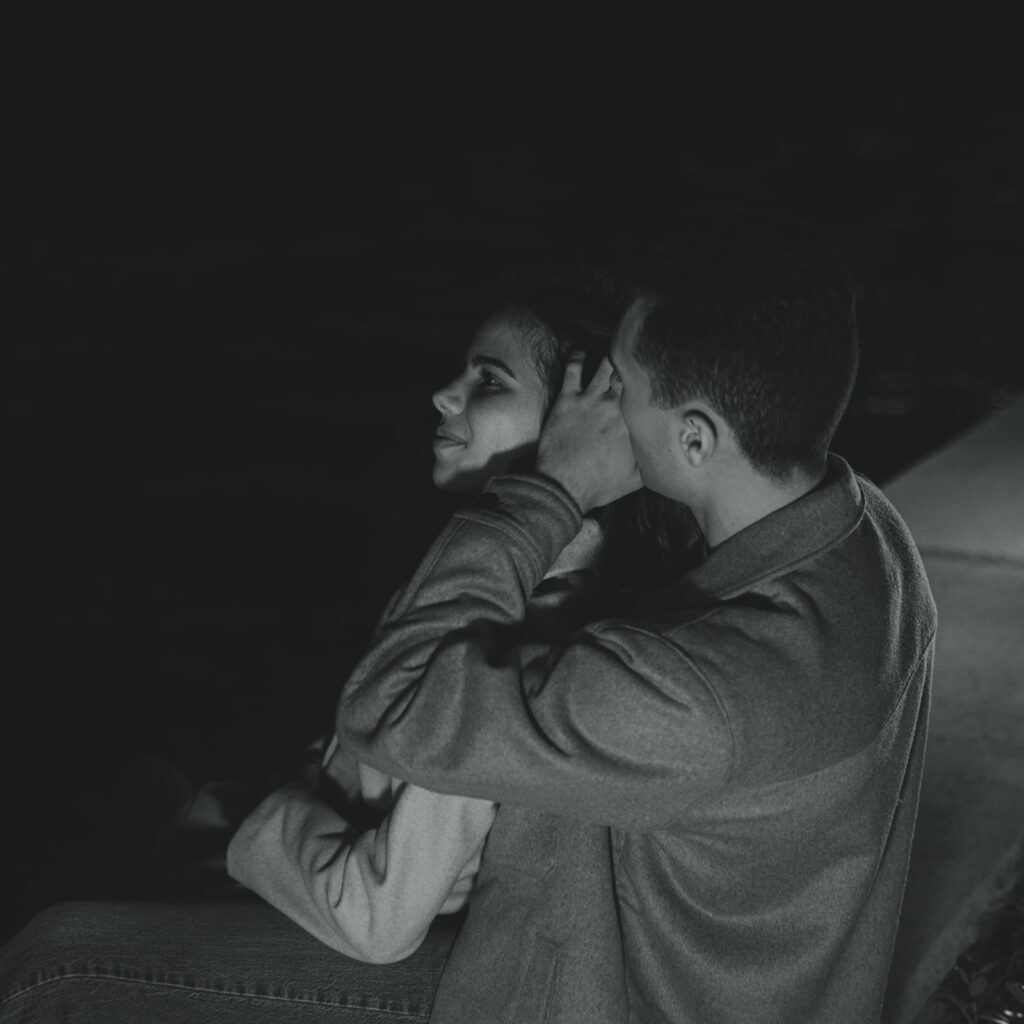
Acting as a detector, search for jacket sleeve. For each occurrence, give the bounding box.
[226,779,495,964]
[338,475,733,829]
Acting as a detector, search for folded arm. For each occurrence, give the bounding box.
[227,776,495,963]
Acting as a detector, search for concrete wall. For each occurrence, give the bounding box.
[882,398,1024,1023]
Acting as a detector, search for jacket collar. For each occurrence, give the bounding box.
[635,455,866,612]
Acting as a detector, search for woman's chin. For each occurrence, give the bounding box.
[433,466,481,495]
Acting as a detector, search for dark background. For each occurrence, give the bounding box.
[7,8,1023,939]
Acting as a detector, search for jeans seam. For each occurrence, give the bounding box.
[1,970,428,1017]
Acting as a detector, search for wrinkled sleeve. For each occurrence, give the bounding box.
[339,475,733,829]
[226,779,495,964]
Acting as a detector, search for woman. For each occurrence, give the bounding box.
[0,278,697,1022]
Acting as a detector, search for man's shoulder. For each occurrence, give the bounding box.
[848,472,938,628]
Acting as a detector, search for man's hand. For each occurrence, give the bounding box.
[536,354,642,513]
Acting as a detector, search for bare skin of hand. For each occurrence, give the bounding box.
[536,354,642,513]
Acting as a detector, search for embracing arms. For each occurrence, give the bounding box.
[338,474,732,830]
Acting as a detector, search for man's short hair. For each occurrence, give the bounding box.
[634,211,860,480]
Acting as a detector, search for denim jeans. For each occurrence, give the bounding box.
[0,895,457,1023]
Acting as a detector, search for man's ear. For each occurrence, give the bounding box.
[677,408,717,467]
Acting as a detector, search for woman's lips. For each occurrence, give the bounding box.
[433,431,466,449]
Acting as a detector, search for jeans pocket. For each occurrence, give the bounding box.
[508,935,563,1024]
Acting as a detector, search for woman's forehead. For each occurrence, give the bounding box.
[467,314,545,381]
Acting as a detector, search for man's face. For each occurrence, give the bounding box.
[609,297,686,501]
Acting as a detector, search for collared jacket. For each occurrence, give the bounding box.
[339,457,937,1024]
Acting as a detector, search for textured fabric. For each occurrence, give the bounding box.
[339,459,937,1024]
[0,898,457,1023]
[227,779,495,962]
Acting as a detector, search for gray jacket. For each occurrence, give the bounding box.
[340,458,937,1024]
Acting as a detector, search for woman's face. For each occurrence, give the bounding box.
[431,313,550,493]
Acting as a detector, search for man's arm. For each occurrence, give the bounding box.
[339,474,732,830]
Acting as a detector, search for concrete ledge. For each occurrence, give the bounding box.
[882,399,1024,563]
[881,398,1024,1024]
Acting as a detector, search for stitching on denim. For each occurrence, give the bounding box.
[0,970,429,1017]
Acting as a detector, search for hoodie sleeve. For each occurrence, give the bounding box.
[338,475,732,829]
[226,779,495,964]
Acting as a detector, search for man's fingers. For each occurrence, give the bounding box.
[588,357,616,393]
[560,351,586,394]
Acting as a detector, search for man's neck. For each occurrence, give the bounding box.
[694,462,827,549]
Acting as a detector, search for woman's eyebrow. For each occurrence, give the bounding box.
[470,354,517,379]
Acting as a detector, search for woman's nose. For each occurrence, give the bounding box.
[432,380,463,416]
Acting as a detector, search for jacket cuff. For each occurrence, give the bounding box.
[454,473,584,576]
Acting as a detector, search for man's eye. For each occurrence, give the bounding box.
[479,371,503,390]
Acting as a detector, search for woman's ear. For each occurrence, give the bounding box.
[677,408,717,467]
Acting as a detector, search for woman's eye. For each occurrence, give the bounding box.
[479,371,503,391]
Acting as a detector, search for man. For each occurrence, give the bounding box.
[339,216,936,1023]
